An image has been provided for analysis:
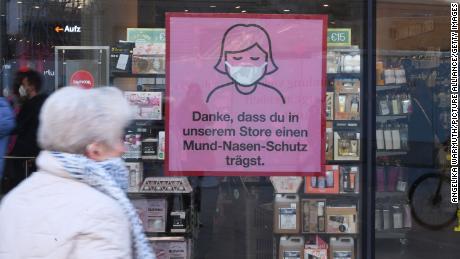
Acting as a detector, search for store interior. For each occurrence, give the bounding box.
[0,0,458,259]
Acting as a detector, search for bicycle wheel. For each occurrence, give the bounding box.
[409,173,457,230]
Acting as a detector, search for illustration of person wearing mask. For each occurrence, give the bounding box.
[206,24,286,104]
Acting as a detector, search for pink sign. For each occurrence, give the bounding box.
[166,13,327,176]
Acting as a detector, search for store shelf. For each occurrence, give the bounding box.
[376,84,407,91]
[376,151,407,157]
[375,229,409,239]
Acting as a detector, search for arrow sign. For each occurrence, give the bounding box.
[54,26,63,33]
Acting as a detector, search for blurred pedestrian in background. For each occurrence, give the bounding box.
[1,69,47,193]
[0,92,15,189]
[0,86,155,259]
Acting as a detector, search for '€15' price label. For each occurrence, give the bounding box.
[327,28,351,47]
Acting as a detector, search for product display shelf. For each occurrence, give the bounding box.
[129,191,198,238]
[272,189,361,259]
[272,233,359,259]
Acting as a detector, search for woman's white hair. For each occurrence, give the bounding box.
[38,86,132,154]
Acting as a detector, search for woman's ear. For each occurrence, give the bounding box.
[85,143,103,161]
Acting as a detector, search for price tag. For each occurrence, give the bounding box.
[328,28,351,47]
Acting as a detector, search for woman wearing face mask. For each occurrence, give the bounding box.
[206,24,285,104]
[0,87,156,259]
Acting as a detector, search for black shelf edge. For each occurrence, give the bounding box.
[376,114,409,117]
[128,192,191,197]
[145,232,192,237]
[376,151,408,157]
[274,232,359,236]
[327,72,361,77]
[301,193,360,198]
[376,191,407,196]
[327,160,362,164]
[376,84,407,91]
[375,229,410,239]
[111,72,162,78]
[123,159,165,163]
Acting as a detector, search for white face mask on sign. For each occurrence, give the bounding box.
[225,61,267,86]
[19,85,27,97]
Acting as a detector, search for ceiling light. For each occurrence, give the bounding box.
[184,9,189,12]
[283,9,291,12]
[34,6,40,9]
[235,6,241,9]
[0,14,5,17]
[241,10,247,13]
[210,5,216,8]
[78,5,83,9]
[17,1,23,4]
[323,4,329,7]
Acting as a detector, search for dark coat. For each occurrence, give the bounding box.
[10,94,47,157]
[0,97,15,176]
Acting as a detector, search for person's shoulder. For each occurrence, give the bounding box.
[36,94,48,104]
[3,172,123,215]
[0,97,10,108]
[84,189,126,216]
[26,94,48,111]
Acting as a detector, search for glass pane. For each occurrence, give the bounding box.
[375,1,460,258]
[0,1,366,259]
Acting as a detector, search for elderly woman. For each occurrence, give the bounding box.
[0,87,155,259]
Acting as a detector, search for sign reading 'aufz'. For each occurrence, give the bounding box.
[54,25,81,33]
[166,13,327,176]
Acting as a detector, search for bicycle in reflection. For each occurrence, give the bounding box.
[408,138,460,230]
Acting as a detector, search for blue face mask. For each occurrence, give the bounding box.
[98,157,129,192]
